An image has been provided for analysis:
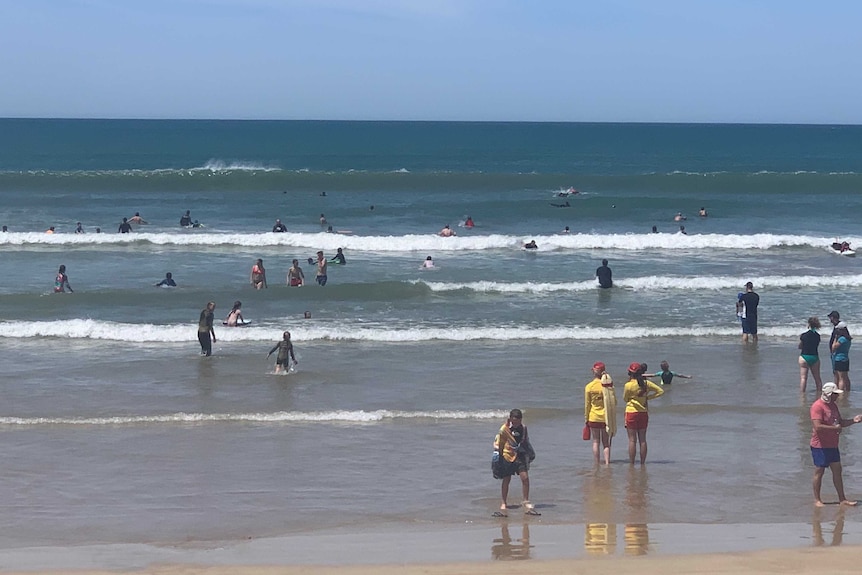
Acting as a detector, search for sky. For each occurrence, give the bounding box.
[1,0,860,123]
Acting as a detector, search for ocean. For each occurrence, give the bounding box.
[2,119,862,560]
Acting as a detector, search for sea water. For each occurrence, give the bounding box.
[1,120,862,553]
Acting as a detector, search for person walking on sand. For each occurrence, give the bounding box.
[623,362,664,465]
[197,301,216,357]
[799,316,824,393]
[740,281,759,342]
[492,409,538,517]
[810,382,862,507]
[585,362,616,465]
[250,258,267,290]
[828,311,852,392]
[315,250,328,286]
[287,259,305,287]
[267,331,297,374]
[54,264,73,293]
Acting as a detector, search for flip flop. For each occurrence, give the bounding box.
[525,509,541,516]
[492,511,508,518]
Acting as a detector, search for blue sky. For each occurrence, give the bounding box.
[1,0,860,122]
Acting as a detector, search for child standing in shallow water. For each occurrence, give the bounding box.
[644,360,692,386]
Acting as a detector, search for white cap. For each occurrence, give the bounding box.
[822,382,844,396]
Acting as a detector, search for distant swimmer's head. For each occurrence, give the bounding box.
[426,256,433,260]
[232,300,242,310]
[165,272,172,279]
[283,331,291,340]
[135,212,140,216]
[303,311,311,319]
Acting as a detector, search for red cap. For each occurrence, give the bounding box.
[593,361,606,371]
[628,362,642,374]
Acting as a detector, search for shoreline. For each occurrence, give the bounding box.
[1,518,860,573]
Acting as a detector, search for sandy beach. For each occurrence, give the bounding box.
[3,546,862,575]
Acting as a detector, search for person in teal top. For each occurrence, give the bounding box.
[644,360,692,385]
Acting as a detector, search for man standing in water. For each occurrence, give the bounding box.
[810,382,862,507]
[198,301,216,356]
[740,281,759,342]
[596,259,613,288]
[267,331,298,374]
[315,250,328,286]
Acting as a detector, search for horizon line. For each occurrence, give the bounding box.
[1,117,860,127]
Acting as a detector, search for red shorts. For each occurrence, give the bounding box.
[625,412,649,430]
[587,421,606,429]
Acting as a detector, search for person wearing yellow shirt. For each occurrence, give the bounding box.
[623,362,665,465]
[585,361,616,466]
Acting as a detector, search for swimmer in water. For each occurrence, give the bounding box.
[524,240,538,250]
[644,360,692,386]
[267,331,297,374]
[421,255,435,269]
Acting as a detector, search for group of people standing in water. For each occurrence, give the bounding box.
[492,360,689,516]
[798,310,853,394]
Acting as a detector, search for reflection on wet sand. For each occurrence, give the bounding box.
[491,522,532,560]
[812,507,845,547]
[581,463,653,556]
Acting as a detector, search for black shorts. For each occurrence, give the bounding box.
[833,359,850,372]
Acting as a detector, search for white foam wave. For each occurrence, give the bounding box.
[0,232,850,252]
[0,319,811,343]
[0,409,506,427]
[195,159,281,172]
[418,273,862,294]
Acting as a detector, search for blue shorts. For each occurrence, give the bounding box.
[741,318,757,334]
[316,275,327,286]
[811,447,841,468]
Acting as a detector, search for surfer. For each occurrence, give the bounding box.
[272,219,287,233]
[224,300,246,326]
[315,251,328,286]
[287,259,305,287]
[118,217,133,233]
[464,216,474,228]
[596,259,613,288]
[54,264,73,293]
[197,301,216,356]
[585,362,616,466]
[421,255,435,269]
[267,331,298,374]
[492,409,538,517]
[623,362,664,465]
[180,210,192,227]
[679,225,687,234]
[250,258,267,290]
[562,226,570,233]
[699,207,708,217]
[439,224,456,237]
[155,272,176,287]
[330,247,346,265]
[524,240,538,250]
[674,212,686,221]
[128,212,148,225]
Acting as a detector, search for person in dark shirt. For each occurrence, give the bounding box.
[197,301,216,356]
[799,316,823,393]
[118,217,133,233]
[330,247,346,265]
[272,219,287,232]
[740,281,760,342]
[596,259,613,288]
[180,210,192,227]
[155,272,176,287]
[267,331,298,374]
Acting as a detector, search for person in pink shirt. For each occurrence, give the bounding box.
[810,382,862,507]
